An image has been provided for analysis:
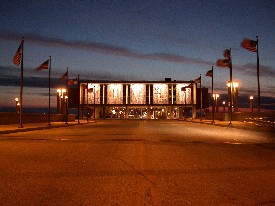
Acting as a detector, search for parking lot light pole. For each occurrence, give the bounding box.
[250,96,254,112]
[65,95,68,125]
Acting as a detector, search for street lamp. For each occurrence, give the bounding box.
[227,81,232,124]
[62,89,66,115]
[223,101,226,114]
[65,95,68,124]
[93,85,96,121]
[250,96,254,112]
[57,88,67,119]
[233,81,239,112]
[15,98,19,113]
[213,94,219,113]
[57,89,61,114]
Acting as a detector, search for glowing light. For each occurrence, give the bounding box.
[153,84,168,104]
[107,84,123,104]
[130,84,146,104]
[213,94,219,99]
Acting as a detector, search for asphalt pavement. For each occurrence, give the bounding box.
[0,118,274,135]
[0,120,274,205]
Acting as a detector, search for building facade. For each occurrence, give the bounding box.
[75,80,198,119]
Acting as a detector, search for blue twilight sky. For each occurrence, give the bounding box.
[0,0,275,109]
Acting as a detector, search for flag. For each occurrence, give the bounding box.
[36,59,49,70]
[241,38,257,52]
[223,49,231,59]
[216,59,230,68]
[205,70,213,77]
[68,78,78,85]
[195,76,201,83]
[61,71,68,79]
[13,42,22,66]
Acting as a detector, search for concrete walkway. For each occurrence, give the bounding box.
[0,120,90,135]
[186,118,275,133]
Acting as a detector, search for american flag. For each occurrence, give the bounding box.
[61,71,68,79]
[36,59,49,70]
[194,76,201,83]
[12,42,23,66]
[241,38,257,52]
[223,49,231,59]
[205,70,213,77]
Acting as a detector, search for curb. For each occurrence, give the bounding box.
[0,122,88,135]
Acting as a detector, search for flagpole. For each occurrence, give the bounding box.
[77,75,80,124]
[66,67,69,125]
[19,37,24,128]
[86,83,89,123]
[256,36,260,112]
[211,66,214,123]
[229,48,232,125]
[200,74,202,123]
[48,56,51,126]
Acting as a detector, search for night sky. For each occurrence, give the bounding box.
[0,0,275,109]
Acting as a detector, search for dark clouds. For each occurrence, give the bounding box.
[236,63,275,77]
[2,31,275,79]
[0,31,213,66]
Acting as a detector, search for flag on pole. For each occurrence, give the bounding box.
[205,69,213,77]
[36,59,49,70]
[223,49,231,59]
[194,76,201,83]
[241,38,257,52]
[13,42,23,66]
[68,78,78,85]
[61,71,68,80]
[216,59,230,68]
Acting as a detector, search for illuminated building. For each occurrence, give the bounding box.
[69,80,198,119]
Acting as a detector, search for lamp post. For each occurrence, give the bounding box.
[250,96,254,112]
[233,81,239,112]
[57,89,61,114]
[213,94,219,113]
[223,101,226,114]
[57,88,67,121]
[65,95,68,124]
[93,85,96,121]
[227,81,232,124]
[86,83,89,123]
[15,98,19,113]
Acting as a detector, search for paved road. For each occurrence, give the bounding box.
[0,120,274,205]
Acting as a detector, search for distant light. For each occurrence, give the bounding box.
[213,93,219,99]
[233,81,238,88]
[227,82,231,87]
[250,96,254,100]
